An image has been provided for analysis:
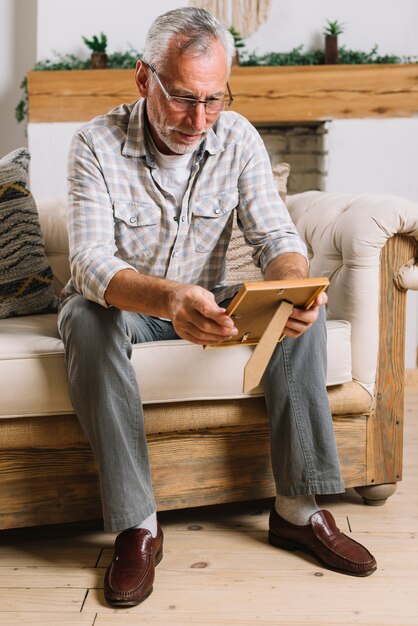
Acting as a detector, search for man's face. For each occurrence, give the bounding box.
[137,40,229,155]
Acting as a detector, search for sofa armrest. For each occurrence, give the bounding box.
[287,191,418,396]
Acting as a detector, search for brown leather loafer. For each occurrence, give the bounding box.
[269,508,377,577]
[104,524,163,607]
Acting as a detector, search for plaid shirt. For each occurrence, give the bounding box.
[63,99,307,307]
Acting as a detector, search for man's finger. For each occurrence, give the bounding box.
[178,322,237,344]
[190,300,236,332]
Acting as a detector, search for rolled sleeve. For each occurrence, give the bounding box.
[67,131,137,307]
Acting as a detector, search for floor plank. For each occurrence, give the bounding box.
[0,588,86,612]
[0,566,99,588]
[0,613,96,626]
[0,547,101,567]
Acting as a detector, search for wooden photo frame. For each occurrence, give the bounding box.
[219,277,330,347]
[206,277,329,392]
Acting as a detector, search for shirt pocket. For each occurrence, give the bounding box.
[192,191,238,253]
[113,201,160,259]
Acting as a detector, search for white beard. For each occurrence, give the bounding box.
[153,120,207,155]
[146,100,207,155]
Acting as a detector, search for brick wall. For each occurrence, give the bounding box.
[259,124,328,194]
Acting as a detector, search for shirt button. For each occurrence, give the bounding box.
[174,216,178,221]
[172,251,177,257]
[214,208,221,215]
[129,217,137,224]
[181,216,186,222]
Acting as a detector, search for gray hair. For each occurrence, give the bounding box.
[142,7,235,73]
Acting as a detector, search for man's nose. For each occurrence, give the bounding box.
[188,102,207,132]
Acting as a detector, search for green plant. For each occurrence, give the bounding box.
[82,32,107,53]
[338,44,409,64]
[228,26,245,49]
[323,20,345,37]
[241,45,324,66]
[107,48,142,68]
[15,77,28,124]
[34,51,91,71]
[239,44,416,67]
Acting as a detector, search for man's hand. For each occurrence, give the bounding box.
[168,284,238,345]
[283,291,328,339]
[263,253,326,339]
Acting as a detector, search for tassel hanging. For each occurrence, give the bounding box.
[189,0,272,37]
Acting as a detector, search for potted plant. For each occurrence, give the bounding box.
[82,32,108,69]
[228,27,245,66]
[323,20,344,64]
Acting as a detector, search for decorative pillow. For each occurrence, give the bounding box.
[0,148,56,318]
[226,162,290,285]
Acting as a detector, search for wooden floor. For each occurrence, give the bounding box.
[1,383,417,626]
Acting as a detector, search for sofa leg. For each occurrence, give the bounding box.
[354,483,397,506]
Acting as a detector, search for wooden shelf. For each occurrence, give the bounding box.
[27,64,418,124]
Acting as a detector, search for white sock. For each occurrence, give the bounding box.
[275,494,319,526]
[131,511,158,537]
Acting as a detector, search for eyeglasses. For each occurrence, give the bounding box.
[147,63,234,113]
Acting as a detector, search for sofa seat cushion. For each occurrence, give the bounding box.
[0,314,352,419]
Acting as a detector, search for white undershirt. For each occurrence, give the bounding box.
[146,129,195,207]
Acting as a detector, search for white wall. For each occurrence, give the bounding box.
[28,122,80,199]
[35,0,418,60]
[0,0,37,156]
[326,119,418,199]
[246,0,418,57]
[36,0,183,60]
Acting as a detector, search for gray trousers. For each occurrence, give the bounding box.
[58,294,344,532]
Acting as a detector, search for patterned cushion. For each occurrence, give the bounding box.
[0,148,56,318]
[225,162,290,285]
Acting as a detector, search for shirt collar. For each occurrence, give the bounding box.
[199,124,223,158]
[122,98,224,160]
[122,99,148,158]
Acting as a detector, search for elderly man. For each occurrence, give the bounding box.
[58,7,376,609]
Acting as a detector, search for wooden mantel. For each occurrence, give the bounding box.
[27,64,418,124]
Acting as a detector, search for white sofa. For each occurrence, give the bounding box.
[1,191,417,529]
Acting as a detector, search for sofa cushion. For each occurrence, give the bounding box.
[0,313,352,419]
[0,149,56,318]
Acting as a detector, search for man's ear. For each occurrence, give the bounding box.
[135,60,150,98]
